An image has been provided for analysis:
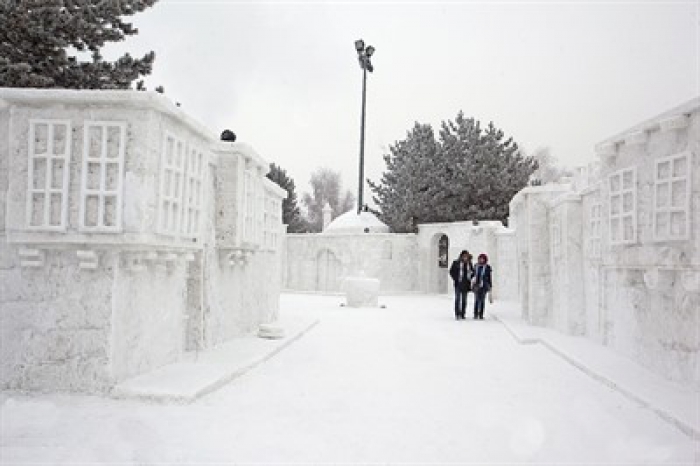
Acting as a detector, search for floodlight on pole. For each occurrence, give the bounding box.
[354,39,375,214]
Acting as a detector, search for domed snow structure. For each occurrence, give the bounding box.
[322,210,390,234]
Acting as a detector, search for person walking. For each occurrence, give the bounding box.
[449,250,474,320]
[472,253,493,320]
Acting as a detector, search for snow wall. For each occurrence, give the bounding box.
[284,221,519,300]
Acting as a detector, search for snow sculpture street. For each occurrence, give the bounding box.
[1,294,696,464]
[1,2,698,464]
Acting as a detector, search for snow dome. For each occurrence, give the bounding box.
[323,210,390,234]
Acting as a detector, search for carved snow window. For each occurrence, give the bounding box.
[654,152,691,241]
[588,203,602,258]
[244,169,255,242]
[263,204,270,248]
[265,197,276,249]
[158,133,186,235]
[269,198,281,249]
[608,167,637,244]
[79,121,126,232]
[263,196,277,249]
[256,182,265,244]
[26,120,72,231]
[182,146,204,238]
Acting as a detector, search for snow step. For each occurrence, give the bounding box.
[491,302,700,440]
[111,315,318,404]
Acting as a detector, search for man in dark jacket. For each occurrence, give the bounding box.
[449,250,474,320]
[472,253,493,320]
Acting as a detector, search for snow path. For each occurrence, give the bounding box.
[1,294,697,464]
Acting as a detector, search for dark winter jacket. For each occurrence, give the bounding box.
[449,259,474,291]
[473,264,493,292]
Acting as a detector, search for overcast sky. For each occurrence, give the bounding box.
[108,0,698,200]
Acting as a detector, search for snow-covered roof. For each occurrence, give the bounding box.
[596,97,699,147]
[323,210,390,235]
[0,88,218,142]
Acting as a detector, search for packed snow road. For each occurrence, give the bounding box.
[1,294,696,464]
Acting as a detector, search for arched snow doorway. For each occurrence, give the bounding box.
[316,248,341,293]
[431,233,450,294]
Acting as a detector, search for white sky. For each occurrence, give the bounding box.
[107,0,699,199]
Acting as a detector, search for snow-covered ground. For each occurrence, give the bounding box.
[1,293,698,464]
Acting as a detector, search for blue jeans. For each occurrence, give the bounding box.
[454,285,467,316]
[474,287,489,317]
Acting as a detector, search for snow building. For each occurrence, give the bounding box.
[510,97,700,389]
[0,89,286,392]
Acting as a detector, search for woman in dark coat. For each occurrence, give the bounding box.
[449,250,474,320]
[472,253,493,320]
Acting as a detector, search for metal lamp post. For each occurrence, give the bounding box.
[355,39,375,214]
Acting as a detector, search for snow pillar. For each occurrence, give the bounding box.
[322,202,333,231]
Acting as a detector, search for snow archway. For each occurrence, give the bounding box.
[430,233,450,294]
[316,248,341,293]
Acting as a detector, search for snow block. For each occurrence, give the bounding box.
[345,277,380,308]
[258,322,285,339]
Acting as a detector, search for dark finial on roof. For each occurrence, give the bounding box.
[221,130,237,142]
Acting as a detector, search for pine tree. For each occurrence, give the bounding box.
[369,113,537,232]
[0,0,157,89]
[266,163,307,233]
[368,123,440,233]
[302,168,355,233]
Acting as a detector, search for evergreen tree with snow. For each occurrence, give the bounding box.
[0,0,157,89]
[266,163,308,233]
[369,112,537,232]
[368,123,440,233]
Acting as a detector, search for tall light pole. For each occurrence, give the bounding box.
[355,39,375,214]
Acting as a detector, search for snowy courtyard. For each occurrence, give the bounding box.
[1,2,699,465]
[1,293,696,464]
